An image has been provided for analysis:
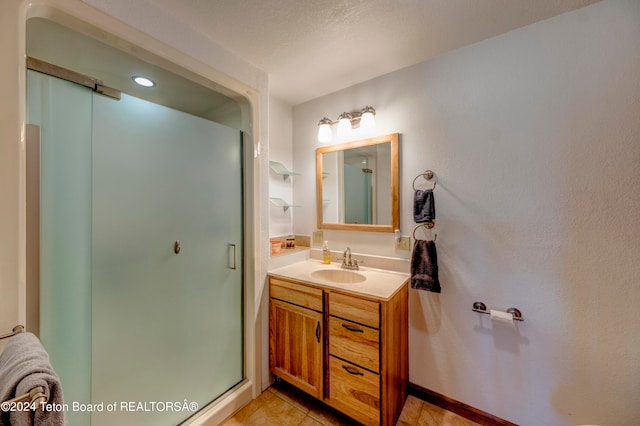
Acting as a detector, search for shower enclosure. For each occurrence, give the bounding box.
[344,161,373,224]
[28,69,244,425]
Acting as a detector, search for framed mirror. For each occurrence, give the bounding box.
[316,133,399,232]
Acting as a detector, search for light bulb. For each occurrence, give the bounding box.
[337,113,352,139]
[318,123,332,143]
[360,111,376,134]
[132,76,156,87]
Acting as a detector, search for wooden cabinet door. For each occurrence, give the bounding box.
[269,299,323,398]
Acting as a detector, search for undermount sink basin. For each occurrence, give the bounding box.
[310,268,366,284]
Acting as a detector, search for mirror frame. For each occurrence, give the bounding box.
[316,133,399,233]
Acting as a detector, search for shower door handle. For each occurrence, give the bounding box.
[229,243,237,270]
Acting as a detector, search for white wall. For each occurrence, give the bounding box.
[292,1,640,424]
[268,98,294,237]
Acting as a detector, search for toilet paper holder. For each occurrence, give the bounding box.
[472,302,524,322]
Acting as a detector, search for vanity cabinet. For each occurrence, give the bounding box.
[269,275,408,426]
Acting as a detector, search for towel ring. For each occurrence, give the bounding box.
[412,224,437,241]
[412,170,436,191]
[0,324,24,341]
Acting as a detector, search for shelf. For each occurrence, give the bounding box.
[269,161,300,180]
[270,197,300,211]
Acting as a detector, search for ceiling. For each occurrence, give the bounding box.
[27,18,242,126]
[137,0,600,105]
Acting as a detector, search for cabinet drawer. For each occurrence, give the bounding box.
[329,317,379,372]
[328,356,380,426]
[270,277,323,312]
[329,292,379,329]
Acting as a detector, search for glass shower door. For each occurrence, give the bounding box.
[91,93,243,425]
[344,162,372,224]
[27,70,93,426]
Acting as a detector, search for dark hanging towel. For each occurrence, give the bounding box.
[413,188,435,224]
[410,239,441,293]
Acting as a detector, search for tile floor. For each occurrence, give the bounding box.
[222,380,480,426]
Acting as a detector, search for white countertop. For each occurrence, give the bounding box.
[268,259,409,301]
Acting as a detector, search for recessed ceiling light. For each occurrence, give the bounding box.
[132,76,156,87]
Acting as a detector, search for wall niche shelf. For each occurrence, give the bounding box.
[270,197,299,212]
[269,161,300,180]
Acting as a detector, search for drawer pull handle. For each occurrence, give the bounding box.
[342,323,363,333]
[342,365,364,376]
[315,321,321,343]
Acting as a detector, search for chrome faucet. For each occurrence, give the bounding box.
[341,247,360,270]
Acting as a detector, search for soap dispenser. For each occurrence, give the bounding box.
[322,241,331,264]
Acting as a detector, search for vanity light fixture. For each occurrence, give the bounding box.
[317,106,376,142]
[132,76,156,87]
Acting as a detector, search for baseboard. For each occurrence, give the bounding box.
[407,382,518,426]
[185,380,254,426]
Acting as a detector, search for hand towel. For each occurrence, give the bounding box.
[413,189,435,224]
[0,332,67,426]
[410,239,441,293]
